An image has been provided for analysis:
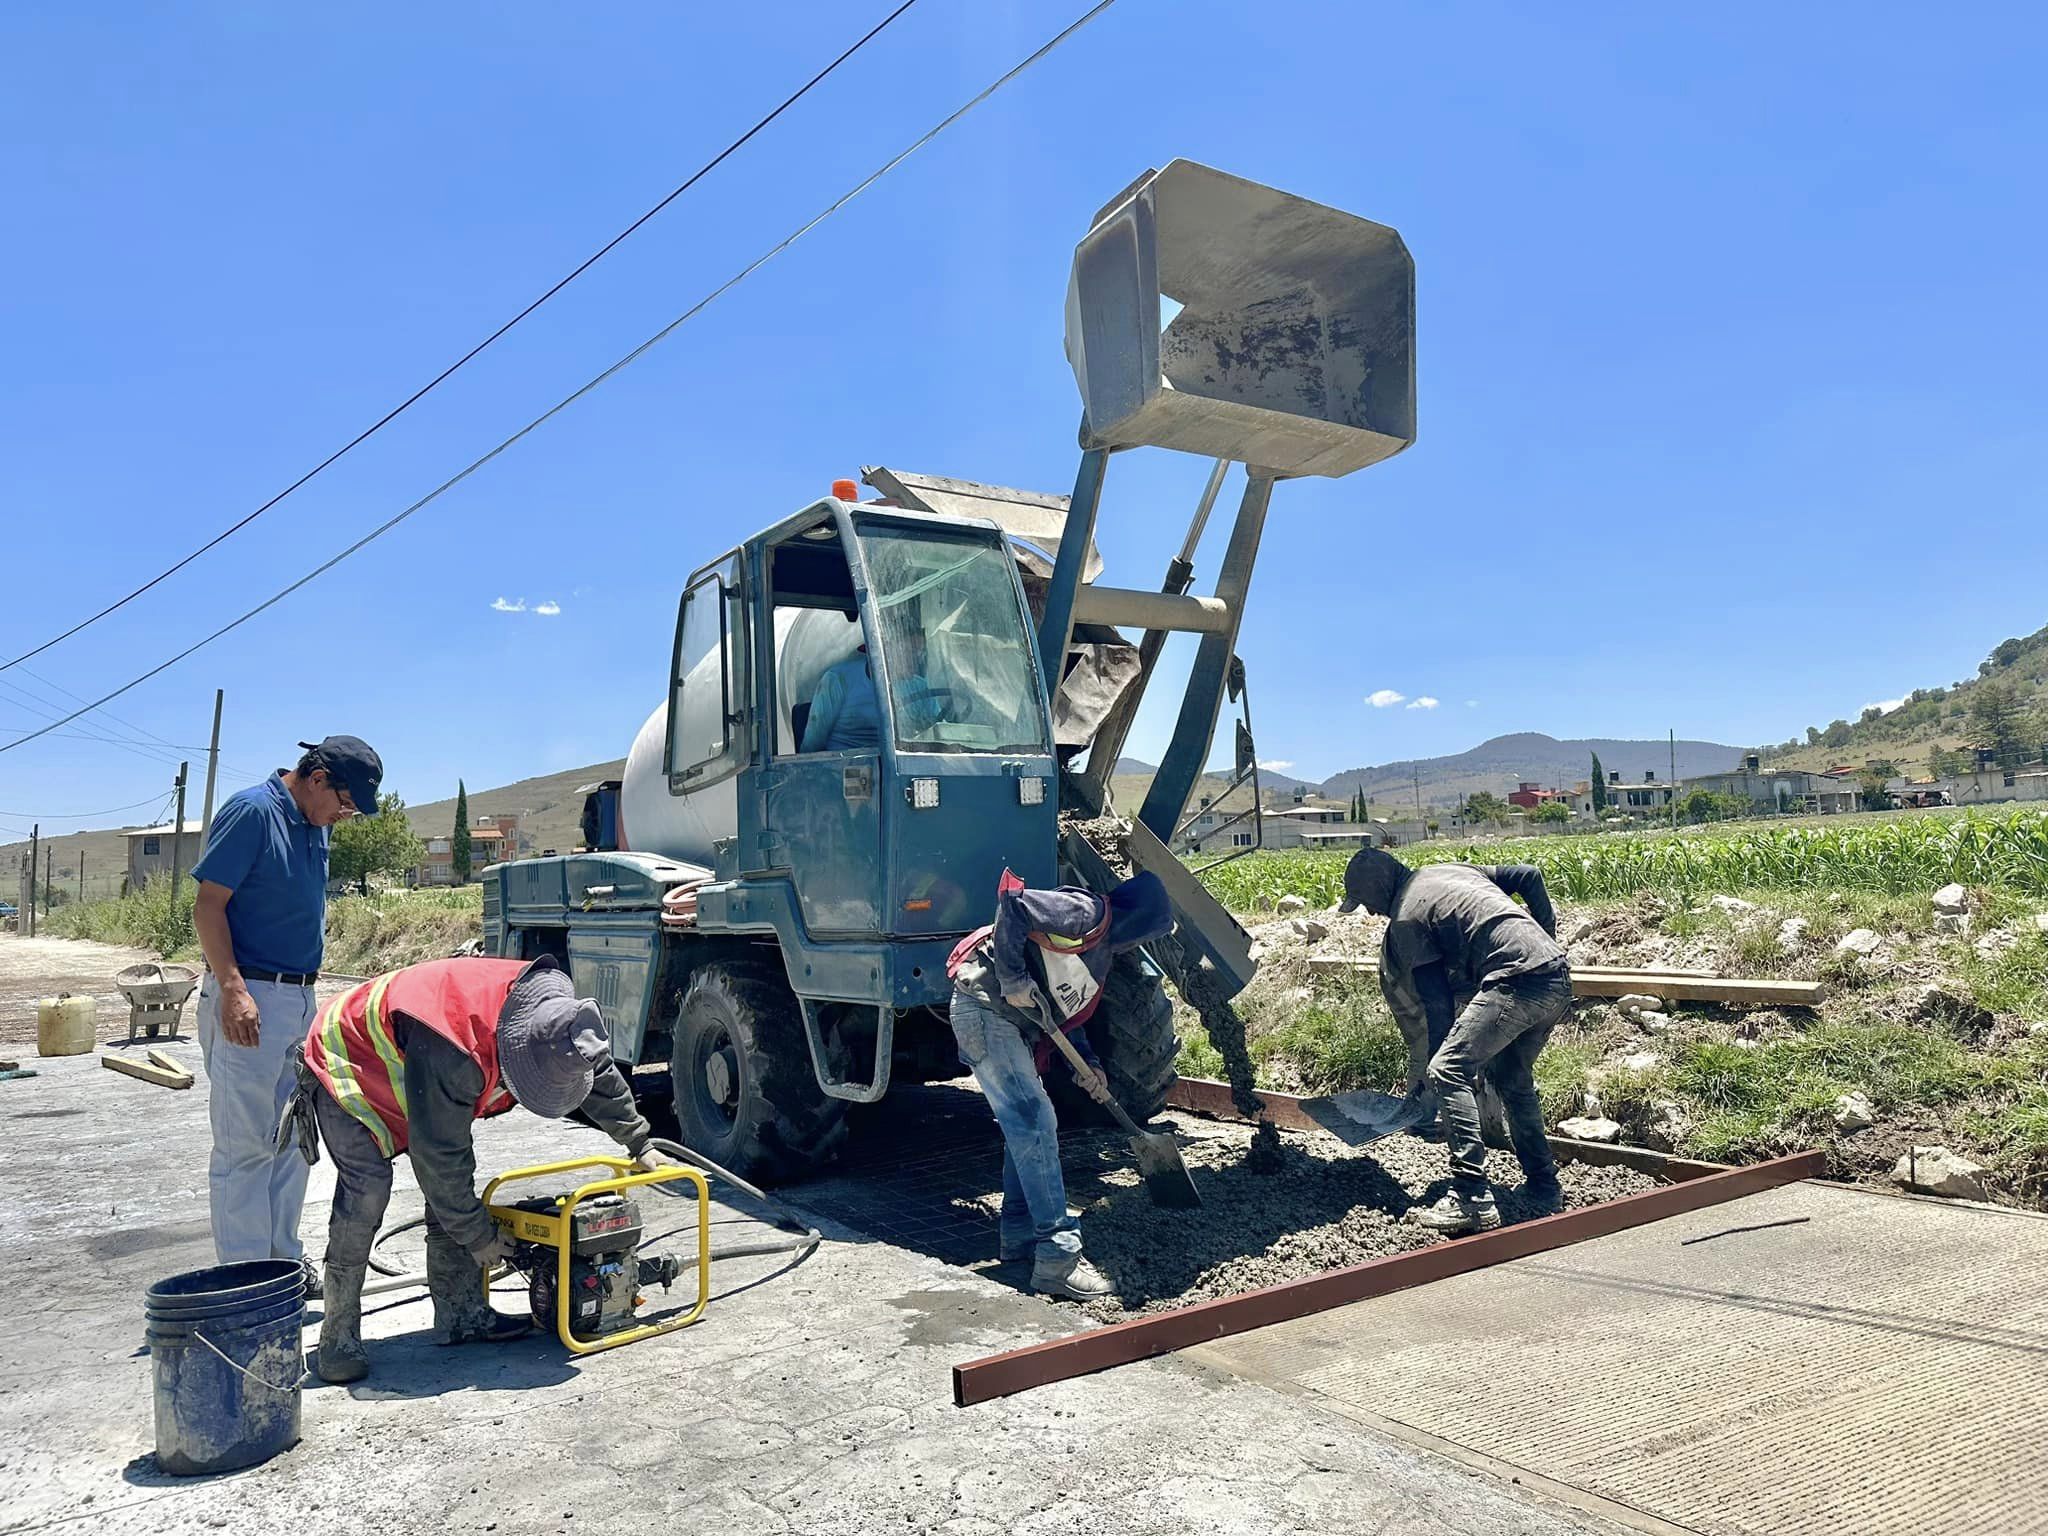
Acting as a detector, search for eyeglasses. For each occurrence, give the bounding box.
[324,776,359,815]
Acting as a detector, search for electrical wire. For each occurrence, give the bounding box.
[0,793,165,820]
[0,0,923,680]
[0,0,1118,757]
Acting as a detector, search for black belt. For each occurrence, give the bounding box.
[239,968,319,987]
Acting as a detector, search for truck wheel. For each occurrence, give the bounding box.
[1049,952,1179,1124]
[670,962,847,1182]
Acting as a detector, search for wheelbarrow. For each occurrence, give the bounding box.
[115,963,201,1044]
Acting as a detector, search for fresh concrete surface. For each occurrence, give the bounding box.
[1190,1180,2048,1536]
[0,937,1600,1536]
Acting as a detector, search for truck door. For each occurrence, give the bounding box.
[759,524,883,936]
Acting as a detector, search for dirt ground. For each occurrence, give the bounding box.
[0,933,169,1048]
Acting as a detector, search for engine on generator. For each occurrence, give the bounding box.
[506,1191,684,1343]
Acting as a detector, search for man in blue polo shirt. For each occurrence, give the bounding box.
[192,735,382,1271]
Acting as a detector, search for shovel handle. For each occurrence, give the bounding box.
[1026,1002,1147,1138]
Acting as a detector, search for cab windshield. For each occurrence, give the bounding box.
[857,521,1050,755]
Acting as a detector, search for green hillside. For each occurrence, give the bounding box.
[1762,619,2048,777]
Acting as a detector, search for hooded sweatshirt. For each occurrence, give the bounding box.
[1340,848,1565,1089]
[949,871,1174,1042]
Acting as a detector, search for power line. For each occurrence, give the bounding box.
[0,0,923,679]
[0,0,1119,758]
[0,793,165,821]
[0,675,262,781]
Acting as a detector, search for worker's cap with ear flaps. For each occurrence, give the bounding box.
[1105,870,1172,947]
[1336,847,1408,916]
[496,956,610,1118]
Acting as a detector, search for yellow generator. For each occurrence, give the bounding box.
[484,1157,710,1355]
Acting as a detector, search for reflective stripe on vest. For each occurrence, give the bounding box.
[315,973,404,1157]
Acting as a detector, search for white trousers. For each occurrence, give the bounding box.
[197,976,317,1264]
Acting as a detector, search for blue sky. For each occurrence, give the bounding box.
[4,1,2047,831]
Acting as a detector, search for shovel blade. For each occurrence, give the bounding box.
[1130,1131,1202,1209]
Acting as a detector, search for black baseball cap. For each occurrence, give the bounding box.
[300,736,383,815]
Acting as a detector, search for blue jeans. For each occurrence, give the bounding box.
[1424,964,1573,1194]
[948,991,1081,1263]
[198,976,317,1264]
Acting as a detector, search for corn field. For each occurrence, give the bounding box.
[1199,808,2048,910]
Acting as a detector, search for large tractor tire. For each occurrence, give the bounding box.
[670,961,847,1182]
[1048,951,1179,1124]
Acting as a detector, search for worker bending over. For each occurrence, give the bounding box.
[278,956,671,1383]
[947,869,1173,1299]
[1338,848,1571,1234]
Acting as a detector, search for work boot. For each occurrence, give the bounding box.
[1030,1252,1115,1301]
[425,1234,530,1346]
[1409,1188,1502,1235]
[1515,1176,1565,1214]
[315,1262,370,1384]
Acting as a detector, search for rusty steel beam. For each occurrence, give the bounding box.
[1162,1078,1729,1183]
[951,1149,1826,1407]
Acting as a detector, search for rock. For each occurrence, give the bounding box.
[1932,883,1970,916]
[1644,1100,1691,1153]
[1910,983,1994,1042]
[1835,928,1882,957]
[1634,1010,1674,1034]
[1286,918,1310,939]
[1934,912,1972,936]
[1832,1091,1876,1132]
[1776,917,1810,954]
[1733,1035,1761,1050]
[1301,919,1329,942]
[2034,913,2048,934]
[1711,895,1757,915]
[1620,1051,1661,1074]
[1276,894,1307,916]
[1891,1145,1988,1201]
[1557,1115,1621,1143]
[1615,993,1665,1015]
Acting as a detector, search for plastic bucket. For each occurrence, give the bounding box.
[145,1260,304,1475]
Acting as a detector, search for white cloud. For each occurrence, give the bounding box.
[490,597,526,613]
[1259,759,1294,772]
[1861,697,1905,716]
[1407,696,1440,711]
[534,600,562,617]
[1465,700,1479,708]
[1367,689,1406,708]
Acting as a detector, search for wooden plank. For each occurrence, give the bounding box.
[1303,955,1823,1007]
[1163,1079,1729,1183]
[100,1052,194,1090]
[951,1150,1826,1407]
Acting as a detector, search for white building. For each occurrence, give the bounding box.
[124,820,206,891]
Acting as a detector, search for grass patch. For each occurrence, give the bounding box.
[1245,982,1408,1097]
[41,882,484,976]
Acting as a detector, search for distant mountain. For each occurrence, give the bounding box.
[1319,733,1745,810]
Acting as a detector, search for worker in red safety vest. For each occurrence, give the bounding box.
[946,868,1173,1299]
[276,955,672,1383]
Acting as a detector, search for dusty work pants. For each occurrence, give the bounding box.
[198,976,317,1264]
[948,992,1082,1264]
[1425,964,1573,1194]
[314,1090,397,1271]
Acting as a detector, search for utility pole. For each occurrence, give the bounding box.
[168,762,189,918]
[77,850,85,905]
[25,825,37,938]
[200,688,224,845]
[1413,769,1425,834]
[43,845,53,919]
[1670,728,1678,831]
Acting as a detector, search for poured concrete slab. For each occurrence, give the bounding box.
[1189,1180,2048,1536]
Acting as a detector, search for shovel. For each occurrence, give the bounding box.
[1027,1001,1200,1209]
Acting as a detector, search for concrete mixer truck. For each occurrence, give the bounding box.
[481,160,1416,1178]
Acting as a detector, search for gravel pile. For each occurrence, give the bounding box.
[1061,1117,1659,1321]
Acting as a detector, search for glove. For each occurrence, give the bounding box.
[1003,983,1044,1016]
[630,1146,677,1175]
[472,1230,515,1270]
